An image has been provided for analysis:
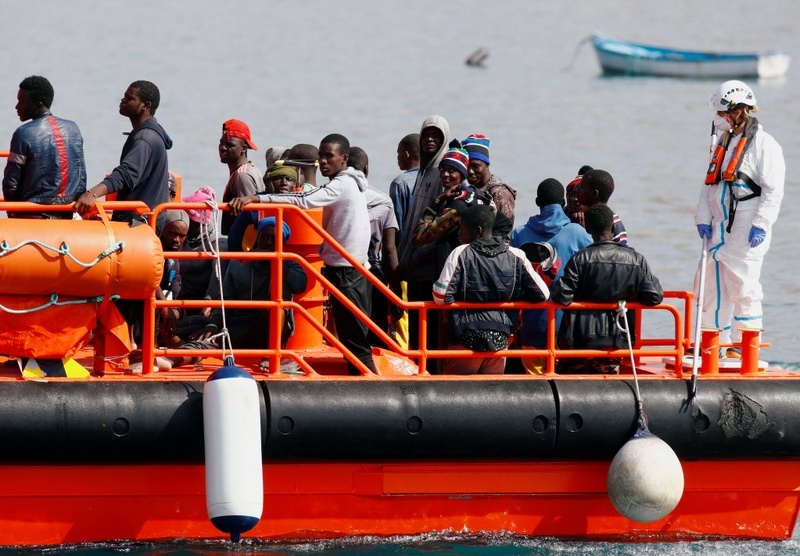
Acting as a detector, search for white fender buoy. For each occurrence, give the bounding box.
[607,428,684,522]
[203,357,264,542]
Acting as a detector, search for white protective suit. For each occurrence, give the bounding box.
[694,121,785,346]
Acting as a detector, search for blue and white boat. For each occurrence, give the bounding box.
[591,32,790,79]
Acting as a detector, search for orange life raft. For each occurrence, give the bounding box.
[0,218,163,359]
[0,218,162,298]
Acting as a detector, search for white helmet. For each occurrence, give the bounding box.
[709,80,757,111]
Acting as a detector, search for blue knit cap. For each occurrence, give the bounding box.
[463,133,490,165]
[257,216,291,242]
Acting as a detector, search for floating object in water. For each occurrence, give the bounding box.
[466,47,489,67]
[204,358,264,542]
[607,427,684,522]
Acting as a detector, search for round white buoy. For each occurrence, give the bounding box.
[607,429,684,523]
[204,358,264,542]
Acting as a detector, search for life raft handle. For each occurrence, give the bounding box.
[0,238,124,268]
[0,293,120,315]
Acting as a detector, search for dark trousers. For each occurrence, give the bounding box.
[406,279,439,373]
[323,266,376,374]
[367,266,391,349]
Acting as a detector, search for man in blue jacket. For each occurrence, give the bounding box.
[3,75,86,218]
[75,80,172,224]
[510,178,592,373]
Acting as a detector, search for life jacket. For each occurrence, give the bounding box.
[704,117,761,232]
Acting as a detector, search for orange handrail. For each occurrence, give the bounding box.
[0,198,750,377]
[142,203,694,377]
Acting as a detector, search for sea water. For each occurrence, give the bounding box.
[0,0,798,553]
[4,535,800,555]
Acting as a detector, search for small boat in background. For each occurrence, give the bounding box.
[466,47,489,67]
[590,32,790,79]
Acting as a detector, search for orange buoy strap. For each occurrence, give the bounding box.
[95,202,119,314]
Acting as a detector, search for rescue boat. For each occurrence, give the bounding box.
[0,190,799,547]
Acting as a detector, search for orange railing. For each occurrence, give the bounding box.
[0,198,708,377]
[145,203,691,376]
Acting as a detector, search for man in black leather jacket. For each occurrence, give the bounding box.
[551,204,663,373]
[3,75,86,218]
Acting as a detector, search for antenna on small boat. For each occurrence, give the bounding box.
[561,35,592,73]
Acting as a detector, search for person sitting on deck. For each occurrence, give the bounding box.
[167,217,307,370]
[433,204,549,374]
[550,204,663,374]
[154,210,189,344]
[173,186,229,337]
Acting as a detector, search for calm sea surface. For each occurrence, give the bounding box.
[1,0,799,553]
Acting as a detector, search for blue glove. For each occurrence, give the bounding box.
[748,226,766,248]
[696,224,712,240]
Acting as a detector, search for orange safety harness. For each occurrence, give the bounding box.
[704,117,762,232]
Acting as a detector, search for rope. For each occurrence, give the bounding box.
[0,239,124,268]
[0,293,118,314]
[561,35,592,73]
[615,301,649,430]
[202,199,234,362]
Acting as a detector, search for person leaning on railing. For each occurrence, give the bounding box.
[433,204,549,375]
[550,204,663,374]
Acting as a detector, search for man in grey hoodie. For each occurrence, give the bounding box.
[230,133,376,374]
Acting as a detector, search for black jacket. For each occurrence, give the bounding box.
[434,236,548,340]
[103,118,172,222]
[550,241,663,349]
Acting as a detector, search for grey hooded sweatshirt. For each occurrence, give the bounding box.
[257,166,370,267]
